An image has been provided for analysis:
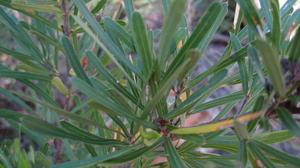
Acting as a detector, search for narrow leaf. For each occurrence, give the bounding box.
[165,137,188,168]
[165,2,228,78]
[0,152,13,168]
[11,2,62,14]
[52,145,140,168]
[0,70,51,82]
[71,77,157,130]
[11,92,115,132]
[103,137,164,165]
[61,36,91,85]
[192,91,244,114]
[131,12,153,77]
[288,27,300,62]
[189,45,248,88]
[170,112,263,135]
[252,139,300,167]
[22,116,71,138]
[276,107,300,137]
[238,140,247,167]
[0,87,32,112]
[91,0,107,14]
[86,52,139,107]
[235,0,262,33]
[254,40,285,97]
[158,0,186,66]
[73,1,140,78]
[248,141,276,168]
[60,121,125,146]
[254,130,293,144]
[142,58,191,117]
[103,17,134,49]
[270,0,281,48]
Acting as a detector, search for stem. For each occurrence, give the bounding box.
[62,0,70,36]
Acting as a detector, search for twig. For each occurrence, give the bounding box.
[61,0,71,36]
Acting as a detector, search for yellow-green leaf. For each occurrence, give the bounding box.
[11,2,62,14]
[51,77,69,96]
[171,112,263,135]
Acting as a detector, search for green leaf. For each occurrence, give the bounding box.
[131,11,153,77]
[1,109,124,146]
[11,1,62,14]
[11,92,115,132]
[238,140,247,167]
[247,96,264,132]
[72,15,139,87]
[17,64,53,75]
[52,145,140,168]
[0,152,13,168]
[213,103,236,121]
[234,121,249,140]
[254,40,285,97]
[35,152,52,167]
[91,0,107,14]
[18,79,58,106]
[203,136,238,153]
[22,116,71,138]
[0,7,43,60]
[86,52,139,108]
[61,36,91,85]
[189,45,248,88]
[0,87,32,112]
[259,0,272,30]
[165,137,188,168]
[71,77,157,130]
[21,22,63,51]
[0,70,51,82]
[158,0,186,67]
[252,139,300,167]
[248,141,276,168]
[254,130,293,144]
[90,78,136,112]
[103,17,134,49]
[0,46,36,66]
[270,0,281,49]
[60,121,106,140]
[89,101,131,138]
[0,1,59,30]
[72,0,140,78]
[0,109,24,121]
[288,26,300,62]
[282,10,300,36]
[166,69,228,119]
[230,33,248,94]
[192,91,244,114]
[7,119,46,147]
[124,0,134,24]
[276,107,300,137]
[142,58,191,117]
[165,2,228,79]
[178,135,205,153]
[177,49,202,83]
[103,137,164,165]
[60,121,126,146]
[280,0,297,16]
[84,144,97,157]
[235,0,262,34]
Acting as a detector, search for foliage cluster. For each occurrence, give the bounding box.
[0,0,300,167]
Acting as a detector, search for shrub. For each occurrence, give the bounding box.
[0,0,300,167]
